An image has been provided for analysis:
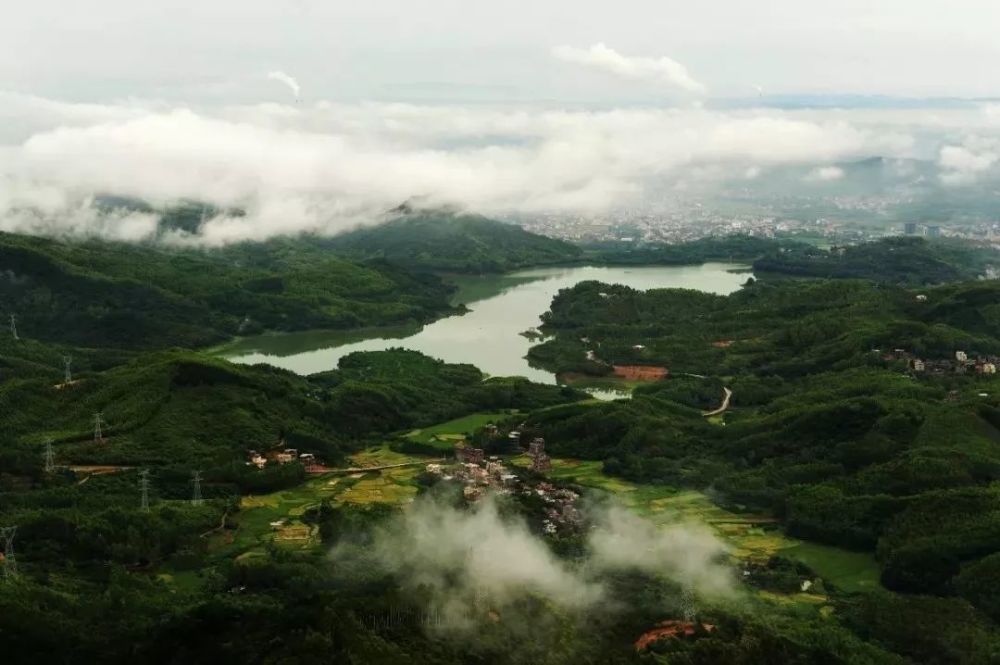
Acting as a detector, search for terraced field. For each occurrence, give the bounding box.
[512,456,880,595]
[210,445,427,557]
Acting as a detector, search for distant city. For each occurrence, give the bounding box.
[507,199,1000,247]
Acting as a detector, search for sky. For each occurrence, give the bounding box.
[1,1,999,243]
[4,0,1000,103]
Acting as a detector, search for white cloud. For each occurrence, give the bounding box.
[938,143,998,185]
[552,43,706,94]
[335,494,732,639]
[266,71,301,100]
[804,166,845,182]
[0,92,975,245]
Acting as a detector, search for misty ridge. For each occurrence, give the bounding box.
[2,90,1000,246]
[329,492,733,638]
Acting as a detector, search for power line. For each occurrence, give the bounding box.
[1,526,17,580]
[191,471,203,506]
[44,440,55,473]
[139,470,151,512]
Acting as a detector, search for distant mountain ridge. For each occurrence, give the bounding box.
[321,208,583,273]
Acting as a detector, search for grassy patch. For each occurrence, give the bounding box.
[405,411,516,450]
[778,541,881,594]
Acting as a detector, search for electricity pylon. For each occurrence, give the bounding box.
[93,412,104,442]
[1,527,17,580]
[9,314,17,341]
[191,471,203,506]
[139,470,151,512]
[63,355,73,383]
[44,440,55,473]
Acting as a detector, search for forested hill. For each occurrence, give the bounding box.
[753,236,999,285]
[0,232,458,350]
[321,209,583,273]
[524,276,1000,653]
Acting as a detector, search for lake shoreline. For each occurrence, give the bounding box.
[216,262,752,383]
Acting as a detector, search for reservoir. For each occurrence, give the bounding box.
[218,263,749,387]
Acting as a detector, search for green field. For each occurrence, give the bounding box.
[778,542,881,594]
[210,445,431,558]
[515,455,880,595]
[404,411,517,449]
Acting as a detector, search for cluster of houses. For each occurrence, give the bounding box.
[247,447,318,469]
[425,445,519,501]
[423,430,561,503]
[528,482,583,535]
[881,349,998,376]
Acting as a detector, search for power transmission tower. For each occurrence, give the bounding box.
[63,355,73,383]
[44,440,55,473]
[139,470,151,512]
[0,527,17,580]
[9,314,18,341]
[93,412,104,443]
[191,471,203,506]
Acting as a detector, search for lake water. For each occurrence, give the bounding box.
[218,263,749,391]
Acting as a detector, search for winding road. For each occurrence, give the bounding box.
[702,387,733,417]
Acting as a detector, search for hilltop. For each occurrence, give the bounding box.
[322,208,583,273]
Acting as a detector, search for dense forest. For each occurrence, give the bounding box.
[0,231,458,349]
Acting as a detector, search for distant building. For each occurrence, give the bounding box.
[915,294,928,302]
[528,438,546,458]
[912,359,926,372]
[455,444,484,465]
[983,363,997,375]
[926,225,942,238]
[956,351,969,362]
[904,222,918,235]
[531,453,552,474]
[275,448,298,464]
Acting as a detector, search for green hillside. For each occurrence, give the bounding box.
[0,232,458,350]
[752,236,998,285]
[322,208,583,273]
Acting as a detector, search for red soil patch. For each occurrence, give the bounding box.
[612,365,669,381]
[635,621,716,651]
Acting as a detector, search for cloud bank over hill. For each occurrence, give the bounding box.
[331,495,731,638]
[2,91,999,245]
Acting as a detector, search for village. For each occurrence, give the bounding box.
[880,348,999,377]
[421,430,584,534]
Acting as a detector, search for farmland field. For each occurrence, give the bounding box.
[513,455,880,594]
